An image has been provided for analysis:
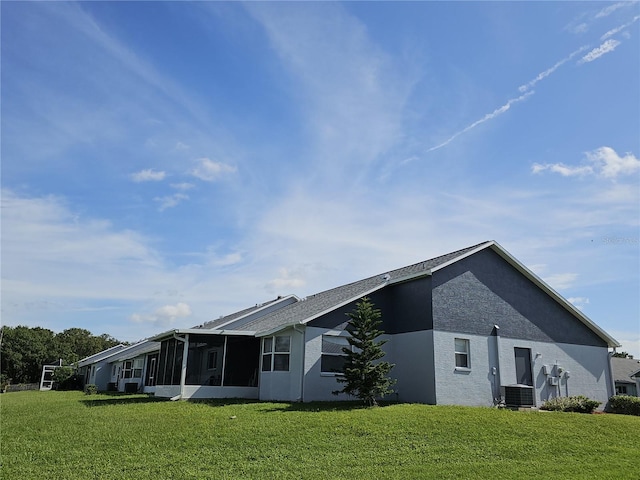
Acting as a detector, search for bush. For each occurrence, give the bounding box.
[540,395,601,413]
[607,395,640,416]
[84,384,98,395]
[52,367,82,391]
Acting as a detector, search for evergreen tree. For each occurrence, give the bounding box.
[333,297,395,406]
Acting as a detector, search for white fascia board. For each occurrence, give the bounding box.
[256,322,304,338]
[76,344,126,367]
[209,294,300,330]
[107,341,160,363]
[153,328,257,340]
[428,241,495,274]
[444,241,621,348]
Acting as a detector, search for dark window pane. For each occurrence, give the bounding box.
[263,337,273,354]
[455,353,468,368]
[273,354,289,371]
[223,336,260,387]
[262,354,272,371]
[321,355,346,374]
[275,336,290,353]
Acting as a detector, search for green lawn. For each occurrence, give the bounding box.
[1,391,639,479]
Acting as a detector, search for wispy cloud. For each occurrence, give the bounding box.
[426,91,534,152]
[519,46,588,93]
[170,182,195,191]
[154,193,189,211]
[567,297,590,311]
[533,147,640,179]
[579,39,622,64]
[189,158,236,181]
[601,15,640,40]
[595,2,631,19]
[544,272,579,290]
[131,302,192,326]
[130,168,166,182]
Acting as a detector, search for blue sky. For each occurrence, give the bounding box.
[2,2,639,356]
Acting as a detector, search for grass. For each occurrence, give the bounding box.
[1,391,639,479]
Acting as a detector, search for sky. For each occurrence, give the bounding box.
[1,1,639,357]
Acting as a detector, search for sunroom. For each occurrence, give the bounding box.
[151,329,261,400]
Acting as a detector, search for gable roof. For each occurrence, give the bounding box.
[151,240,619,348]
[76,344,127,367]
[106,340,160,363]
[611,357,640,384]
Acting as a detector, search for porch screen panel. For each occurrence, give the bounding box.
[223,337,260,387]
[186,335,225,386]
[158,338,184,386]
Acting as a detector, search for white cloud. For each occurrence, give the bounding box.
[586,147,640,178]
[131,302,192,327]
[544,273,578,290]
[189,157,236,181]
[567,297,590,310]
[601,15,640,40]
[265,268,306,294]
[608,330,640,359]
[154,193,189,211]
[595,2,629,19]
[130,168,166,182]
[579,39,621,64]
[531,163,593,177]
[170,182,195,191]
[532,147,639,179]
[427,91,534,152]
[518,46,588,93]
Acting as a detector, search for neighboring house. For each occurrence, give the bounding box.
[150,241,619,408]
[106,341,160,394]
[611,357,640,397]
[77,344,127,390]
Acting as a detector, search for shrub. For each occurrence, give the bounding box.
[52,367,82,391]
[540,395,601,413]
[84,384,98,395]
[607,395,640,416]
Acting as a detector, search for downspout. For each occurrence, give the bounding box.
[492,325,502,405]
[294,324,305,402]
[172,333,188,400]
[220,336,228,387]
[606,350,616,400]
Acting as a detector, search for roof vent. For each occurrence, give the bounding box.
[382,273,390,281]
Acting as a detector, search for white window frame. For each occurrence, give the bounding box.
[320,335,351,376]
[261,335,291,372]
[123,360,133,379]
[207,350,219,370]
[454,338,470,370]
[132,358,144,378]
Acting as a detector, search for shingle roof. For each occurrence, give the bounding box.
[611,357,640,383]
[77,344,127,367]
[233,242,491,334]
[107,340,160,363]
[195,296,297,330]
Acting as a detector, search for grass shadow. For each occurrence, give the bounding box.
[80,393,165,408]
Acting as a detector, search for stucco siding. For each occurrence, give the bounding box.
[433,331,499,406]
[497,338,613,407]
[389,330,436,404]
[432,248,606,347]
[432,331,613,407]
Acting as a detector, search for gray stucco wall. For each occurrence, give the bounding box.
[307,276,432,334]
[389,330,436,404]
[431,248,607,347]
[432,330,613,407]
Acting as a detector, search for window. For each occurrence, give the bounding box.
[616,385,628,395]
[123,360,133,379]
[207,351,218,370]
[262,335,290,372]
[132,358,144,378]
[514,348,533,386]
[321,336,350,374]
[454,338,470,369]
[112,365,116,377]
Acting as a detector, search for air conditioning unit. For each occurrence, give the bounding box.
[548,377,558,386]
[504,385,535,407]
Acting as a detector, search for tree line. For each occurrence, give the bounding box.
[0,326,123,384]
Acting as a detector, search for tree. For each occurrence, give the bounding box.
[333,297,395,406]
[612,351,634,359]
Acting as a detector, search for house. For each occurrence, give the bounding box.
[77,344,127,390]
[76,341,160,393]
[611,357,640,397]
[150,241,620,408]
[105,341,160,393]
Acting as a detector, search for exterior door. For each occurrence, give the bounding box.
[514,347,533,386]
[145,354,159,387]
